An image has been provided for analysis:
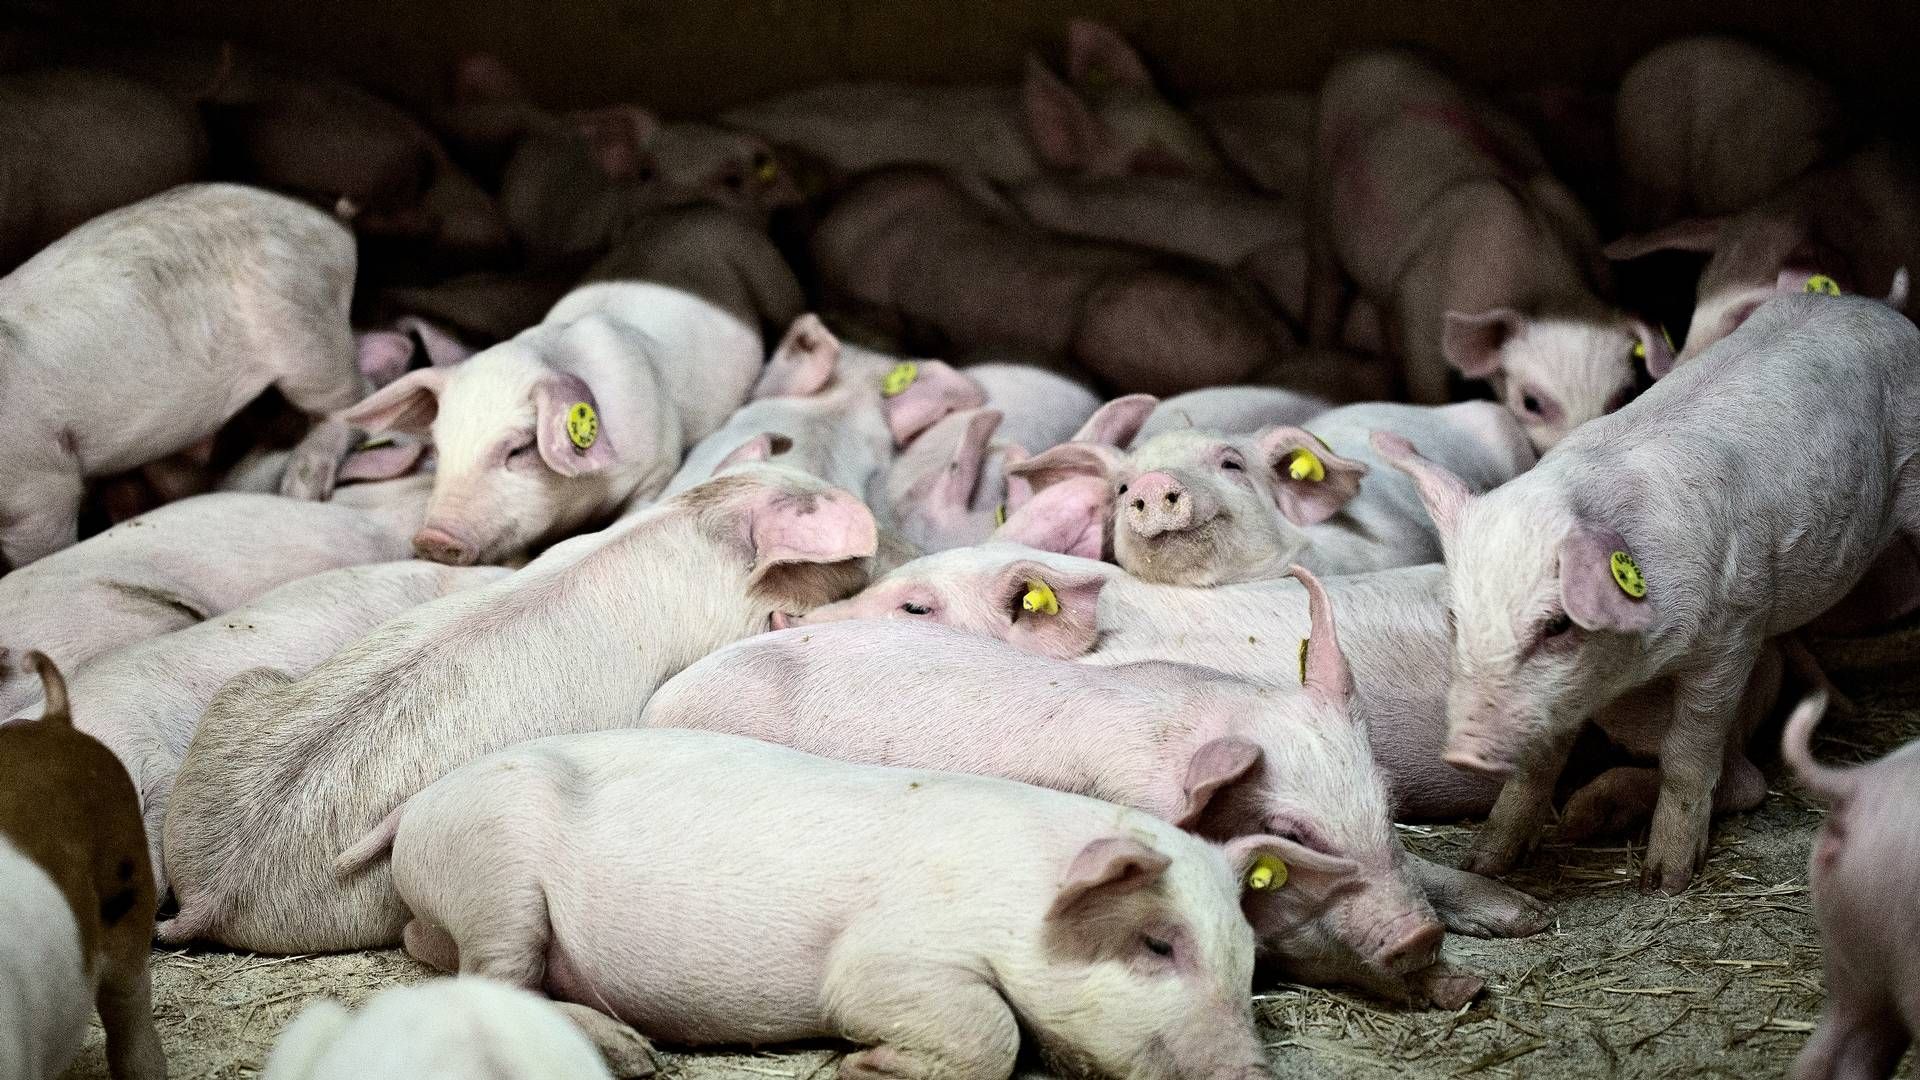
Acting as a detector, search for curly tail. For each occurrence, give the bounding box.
[334,804,406,880]
[1780,689,1853,804]
[25,651,71,725]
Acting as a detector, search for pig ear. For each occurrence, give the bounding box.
[1071,393,1158,448]
[1288,565,1354,709]
[1048,837,1170,922]
[1022,55,1116,173]
[994,476,1109,560]
[882,360,987,446]
[1631,320,1676,379]
[355,331,416,388]
[337,367,447,435]
[745,488,879,589]
[1174,736,1263,829]
[755,314,841,400]
[337,439,428,483]
[716,432,794,473]
[1225,834,1360,927]
[1442,309,1524,379]
[1371,432,1472,540]
[917,410,1004,514]
[395,316,476,368]
[1603,217,1724,261]
[1006,442,1124,493]
[1002,444,1035,511]
[996,559,1105,660]
[1064,19,1155,90]
[570,105,661,181]
[1559,522,1653,633]
[1257,427,1367,527]
[534,373,617,476]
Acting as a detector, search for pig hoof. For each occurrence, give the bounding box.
[554,1003,658,1078]
[1446,893,1554,939]
[1637,859,1698,896]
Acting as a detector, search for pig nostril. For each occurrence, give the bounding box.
[1165,492,1179,505]
[1132,498,1146,512]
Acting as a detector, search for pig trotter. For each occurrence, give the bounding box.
[552,1002,658,1079]
[1404,853,1553,938]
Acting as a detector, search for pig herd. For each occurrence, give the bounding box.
[1,20,1917,1080]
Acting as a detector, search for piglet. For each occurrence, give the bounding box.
[1379,294,1920,893]
[884,408,1032,552]
[0,183,366,568]
[332,282,763,564]
[962,362,1102,452]
[261,978,617,1080]
[0,654,165,1080]
[1781,691,1918,1080]
[1134,387,1329,441]
[343,727,1332,1078]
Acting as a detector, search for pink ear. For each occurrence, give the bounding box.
[1174,736,1264,828]
[747,487,879,585]
[534,373,617,476]
[1065,19,1156,89]
[1288,565,1355,709]
[1257,427,1366,526]
[999,559,1106,660]
[754,314,841,399]
[1632,320,1675,379]
[883,360,987,446]
[338,440,428,483]
[1006,441,1124,493]
[1371,431,1472,540]
[1559,522,1653,633]
[1021,54,1114,172]
[570,105,661,181]
[1603,216,1724,261]
[337,367,447,434]
[1442,309,1524,379]
[1048,837,1170,920]
[716,432,794,473]
[1071,393,1158,448]
[395,316,476,368]
[1003,445,1036,511]
[995,476,1109,559]
[355,331,415,388]
[923,409,1003,513]
[1225,834,1360,929]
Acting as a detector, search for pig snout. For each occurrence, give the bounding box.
[1442,723,1519,778]
[1367,910,1445,976]
[412,526,480,566]
[1123,471,1210,538]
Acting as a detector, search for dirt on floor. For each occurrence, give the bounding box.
[58,635,1920,1080]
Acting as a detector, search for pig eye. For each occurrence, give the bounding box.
[506,438,538,463]
[1520,393,1544,416]
[1220,457,1244,472]
[1140,934,1175,958]
[900,602,933,616]
[1544,613,1573,638]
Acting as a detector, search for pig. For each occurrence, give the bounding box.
[963,361,1103,452]
[24,560,506,892]
[333,281,764,565]
[574,204,806,338]
[0,654,165,1080]
[1377,293,1920,893]
[723,20,1223,184]
[0,183,366,568]
[1135,387,1329,441]
[815,167,1288,394]
[1307,51,1669,449]
[340,727,1344,1077]
[1010,400,1535,585]
[0,482,429,721]
[883,408,1031,552]
[647,570,1512,1006]
[1191,90,1317,195]
[1614,36,1847,228]
[159,463,877,953]
[0,68,205,273]
[1604,141,1918,367]
[261,979,616,1080]
[1781,691,1920,1080]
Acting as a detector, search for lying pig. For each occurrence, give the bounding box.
[1781,692,1919,1080]
[963,362,1102,452]
[345,727,1342,1077]
[35,560,506,892]
[648,571,1507,1007]
[1605,141,1917,367]
[723,20,1223,183]
[0,655,165,1080]
[0,183,365,568]
[0,482,429,721]
[1614,36,1846,228]
[1379,294,1920,892]
[1011,400,1534,584]
[262,979,616,1080]
[334,282,763,564]
[1308,51,1668,449]
[1134,387,1329,441]
[0,68,205,272]
[160,463,876,953]
[884,409,1031,552]
[814,167,1288,395]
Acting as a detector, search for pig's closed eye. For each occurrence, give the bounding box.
[1220,457,1244,472]
[900,602,933,616]
[1544,613,1573,638]
[1520,392,1544,416]
[506,438,538,463]
[1140,933,1175,958]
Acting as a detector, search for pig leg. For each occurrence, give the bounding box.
[1462,722,1582,877]
[1561,749,1766,843]
[1640,661,1754,895]
[278,418,363,501]
[0,468,84,569]
[96,963,166,1080]
[268,321,367,418]
[550,1004,658,1080]
[403,919,460,972]
[1793,1002,1910,1080]
[1402,853,1552,938]
[828,956,1019,1080]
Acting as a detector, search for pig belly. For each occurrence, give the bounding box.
[0,841,93,1080]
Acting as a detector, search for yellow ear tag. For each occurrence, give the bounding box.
[1804,274,1842,296]
[754,158,779,183]
[1609,551,1647,599]
[994,503,1008,527]
[1632,340,1646,360]
[359,435,395,451]
[881,362,920,397]
[1286,448,1326,483]
[1298,637,1309,684]
[1022,579,1059,616]
[565,402,599,450]
[1246,854,1288,892]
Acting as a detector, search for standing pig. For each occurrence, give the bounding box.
[334,281,763,564]
[1010,400,1534,584]
[0,655,165,1080]
[647,571,1504,1007]
[344,727,1342,1077]
[159,464,876,953]
[1781,692,1920,1080]
[1614,36,1846,228]
[1308,51,1667,448]
[1378,294,1920,892]
[0,183,365,568]
[0,482,429,721]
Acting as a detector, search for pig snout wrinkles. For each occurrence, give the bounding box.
[412,525,480,566]
[1123,471,1208,538]
[1369,910,1445,975]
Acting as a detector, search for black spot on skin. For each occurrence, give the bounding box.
[100,887,136,926]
